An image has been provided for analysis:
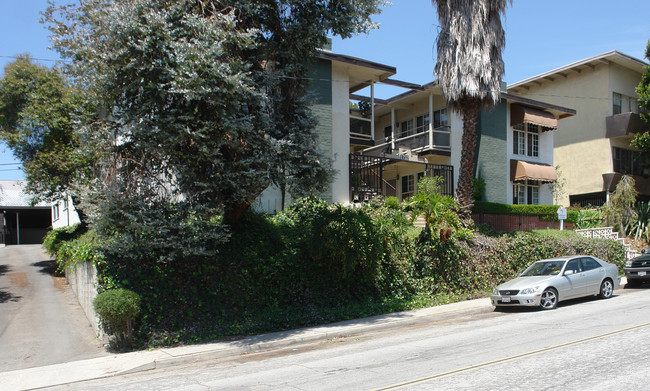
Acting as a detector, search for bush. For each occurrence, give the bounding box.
[575,208,604,229]
[55,229,104,272]
[93,288,141,339]
[472,201,579,223]
[42,223,86,258]
[472,178,486,201]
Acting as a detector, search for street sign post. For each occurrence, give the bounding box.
[557,207,567,230]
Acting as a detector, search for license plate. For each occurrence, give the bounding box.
[501,297,511,303]
[639,271,647,277]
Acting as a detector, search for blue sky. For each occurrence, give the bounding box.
[1,0,649,180]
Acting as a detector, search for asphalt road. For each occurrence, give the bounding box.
[45,285,650,390]
[0,245,108,371]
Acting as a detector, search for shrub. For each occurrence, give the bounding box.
[575,208,604,229]
[473,201,579,223]
[42,223,86,258]
[93,288,141,340]
[55,229,104,272]
[472,178,486,201]
[273,197,384,300]
[384,196,400,210]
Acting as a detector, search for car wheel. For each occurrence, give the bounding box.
[626,279,640,288]
[539,288,558,310]
[598,279,613,299]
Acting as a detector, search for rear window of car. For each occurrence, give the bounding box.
[581,258,601,271]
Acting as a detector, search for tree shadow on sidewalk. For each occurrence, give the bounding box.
[31,260,62,277]
[0,264,22,303]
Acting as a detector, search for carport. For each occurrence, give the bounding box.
[0,180,52,246]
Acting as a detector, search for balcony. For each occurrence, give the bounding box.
[393,125,451,156]
[356,124,451,158]
[605,112,649,139]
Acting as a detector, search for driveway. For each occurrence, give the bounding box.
[0,245,108,372]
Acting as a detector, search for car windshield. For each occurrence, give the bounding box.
[521,260,566,276]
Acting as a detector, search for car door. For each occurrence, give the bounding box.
[579,257,605,296]
[561,258,586,298]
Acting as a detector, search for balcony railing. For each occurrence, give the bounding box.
[360,125,451,156]
[350,116,372,140]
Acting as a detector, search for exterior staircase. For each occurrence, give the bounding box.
[575,227,638,259]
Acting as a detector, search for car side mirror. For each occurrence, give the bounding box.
[564,270,574,276]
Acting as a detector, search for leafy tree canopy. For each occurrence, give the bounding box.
[0,55,93,213]
[43,0,385,224]
[631,39,650,154]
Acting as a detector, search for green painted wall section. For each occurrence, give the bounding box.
[476,101,508,204]
[308,59,334,203]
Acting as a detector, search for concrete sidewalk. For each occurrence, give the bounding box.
[0,297,494,391]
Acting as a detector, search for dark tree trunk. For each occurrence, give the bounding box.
[456,97,481,219]
[69,193,89,229]
[223,201,251,227]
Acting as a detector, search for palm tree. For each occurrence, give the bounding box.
[432,0,511,218]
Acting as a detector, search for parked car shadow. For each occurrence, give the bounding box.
[494,294,619,312]
[624,281,649,289]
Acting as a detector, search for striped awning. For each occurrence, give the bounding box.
[510,160,557,183]
[511,104,557,130]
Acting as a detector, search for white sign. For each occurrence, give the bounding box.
[557,207,567,220]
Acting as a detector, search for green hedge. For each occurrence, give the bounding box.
[48,197,625,349]
[472,201,579,223]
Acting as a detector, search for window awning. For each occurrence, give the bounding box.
[510,160,557,183]
[511,104,557,130]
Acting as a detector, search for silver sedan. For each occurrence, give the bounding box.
[491,255,621,310]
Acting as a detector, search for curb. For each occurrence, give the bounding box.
[0,298,494,390]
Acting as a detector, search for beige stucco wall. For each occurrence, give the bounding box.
[508,61,642,206]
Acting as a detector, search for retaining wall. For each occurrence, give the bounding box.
[472,213,575,232]
[66,262,107,343]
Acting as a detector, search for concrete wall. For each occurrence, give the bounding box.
[66,262,106,342]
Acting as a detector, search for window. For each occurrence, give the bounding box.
[613,147,643,175]
[416,114,430,133]
[566,259,581,274]
[527,185,539,205]
[613,92,622,115]
[433,108,448,128]
[401,173,424,200]
[400,119,414,137]
[384,125,392,140]
[53,204,60,221]
[513,123,539,158]
[513,184,526,205]
[63,199,68,211]
[513,181,540,205]
[613,92,640,115]
[401,175,415,198]
[580,257,601,272]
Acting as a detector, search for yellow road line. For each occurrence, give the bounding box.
[371,321,650,391]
